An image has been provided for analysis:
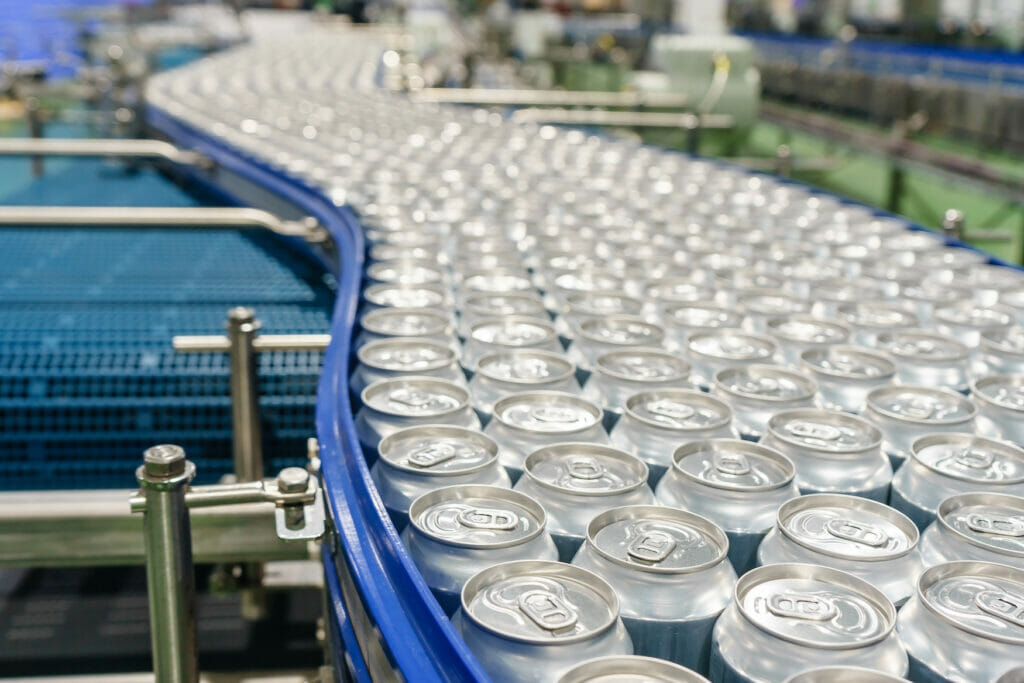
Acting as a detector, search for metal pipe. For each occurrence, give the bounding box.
[509,108,734,129]
[0,137,206,165]
[173,334,331,353]
[411,88,689,108]
[1,671,318,683]
[136,444,199,683]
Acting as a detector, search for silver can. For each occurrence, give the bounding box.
[351,338,465,395]
[463,316,563,369]
[571,506,737,674]
[686,329,779,390]
[361,282,452,315]
[760,409,891,502]
[365,258,448,289]
[711,365,818,440]
[811,278,888,318]
[737,290,810,334]
[610,390,739,485]
[919,492,1024,570]
[457,268,537,303]
[581,349,692,416]
[569,316,665,372]
[864,385,978,469]
[710,563,908,682]
[642,278,716,319]
[453,560,633,683]
[355,307,458,351]
[656,439,799,574]
[800,346,896,413]
[555,291,644,340]
[766,315,851,367]
[662,303,744,353]
[933,301,1016,349]
[459,293,549,339]
[485,392,610,480]
[897,562,1024,682]
[470,350,579,416]
[875,330,970,393]
[837,302,920,347]
[513,443,655,560]
[355,377,481,458]
[370,425,510,530]
[972,374,1024,445]
[891,433,1024,530]
[401,484,558,613]
[784,667,909,683]
[976,327,1024,377]
[897,281,973,324]
[558,655,709,683]
[543,269,626,313]
[757,494,923,606]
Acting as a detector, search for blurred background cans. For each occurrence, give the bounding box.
[757,494,923,606]
[453,560,633,683]
[972,374,1024,445]
[766,315,850,367]
[558,655,709,683]
[837,301,920,346]
[975,328,1024,377]
[919,493,1024,569]
[864,385,978,469]
[581,349,692,418]
[710,564,908,682]
[351,338,465,395]
[933,302,1016,349]
[571,506,736,675]
[712,365,818,440]
[463,316,563,369]
[513,444,655,560]
[875,331,970,393]
[401,485,558,614]
[569,316,665,372]
[470,350,578,417]
[555,291,644,340]
[800,346,896,413]
[661,303,743,353]
[686,330,779,390]
[459,293,549,338]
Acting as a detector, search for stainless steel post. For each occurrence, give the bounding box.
[136,444,198,683]
[943,208,965,241]
[227,307,264,481]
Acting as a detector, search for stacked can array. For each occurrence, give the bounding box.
[148,29,1024,683]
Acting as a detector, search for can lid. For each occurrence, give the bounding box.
[714,364,817,402]
[917,561,1024,645]
[366,259,444,286]
[866,385,976,425]
[461,270,533,295]
[461,560,619,645]
[838,302,919,331]
[784,667,908,683]
[625,389,732,432]
[737,290,809,316]
[899,282,969,307]
[980,328,1024,357]
[493,392,603,435]
[876,330,968,363]
[595,349,690,383]
[470,316,557,347]
[363,283,447,309]
[357,338,455,373]
[735,563,896,649]
[524,443,648,497]
[585,505,728,573]
[714,270,783,293]
[579,316,665,347]
[910,434,1024,484]
[815,279,884,304]
[378,425,497,475]
[663,303,743,330]
[767,409,882,454]
[972,375,1024,413]
[935,302,1015,330]
[938,493,1024,559]
[687,329,777,362]
[408,484,546,549]
[767,316,850,346]
[361,377,469,418]
[565,291,643,317]
[557,655,709,683]
[463,293,547,319]
[801,346,896,381]
[673,439,796,491]
[777,494,918,562]
[361,308,450,337]
[477,350,574,385]
[643,278,713,304]
[550,269,624,294]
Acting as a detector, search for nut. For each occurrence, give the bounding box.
[143,444,187,478]
[277,467,310,494]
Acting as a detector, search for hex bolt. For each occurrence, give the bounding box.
[144,444,187,479]
[277,466,311,494]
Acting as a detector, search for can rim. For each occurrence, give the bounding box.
[377,425,499,476]
[462,292,547,318]
[578,315,666,346]
[936,492,1024,559]
[547,268,625,295]
[476,349,575,386]
[736,288,809,315]
[584,504,729,574]
[557,654,707,683]
[594,348,691,383]
[799,346,896,381]
[978,328,1024,358]
[776,493,919,562]
[970,374,1024,413]
[933,302,1016,330]
[565,290,644,316]
[734,562,897,649]
[623,389,732,433]
[360,307,451,338]
[782,666,908,683]
[492,391,604,435]
[468,315,559,347]
[876,329,969,363]
[357,337,456,373]
[712,364,818,404]
[865,384,977,426]
[915,561,1024,645]
[662,302,743,330]
[671,439,796,491]
[365,258,446,285]
[910,433,1024,485]
[642,276,713,302]
[407,484,547,549]
[360,376,470,418]
[687,329,778,361]
[522,443,649,497]
[766,315,851,346]
[363,281,449,308]
[460,560,620,645]
[765,408,883,455]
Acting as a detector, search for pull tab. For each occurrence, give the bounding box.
[646,399,696,421]
[956,447,995,470]
[456,507,518,531]
[510,358,549,379]
[626,530,676,564]
[389,348,432,366]
[713,452,751,476]
[407,443,457,468]
[566,457,604,480]
[787,421,841,442]
[825,518,889,547]
[766,593,838,622]
[975,590,1024,628]
[390,388,434,408]
[966,513,1024,538]
[530,406,581,425]
[518,590,579,633]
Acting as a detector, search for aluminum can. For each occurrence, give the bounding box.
[453,560,633,683]
[711,365,818,440]
[542,269,625,313]
[555,291,644,340]
[485,392,610,481]
[998,667,1024,683]
[581,349,692,417]
[710,563,908,682]
[897,561,1024,682]
[811,278,888,318]
[571,506,736,674]
[875,330,970,393]
[757,494,923,606]
[351,338,465,395]
[919,492,1024,570]
[355,377,481,459]
[933,302,1016,349]
[713,271,784,307]
[836,302,919,347]
[656,439,798,574]
[355,308,458,351]
[943,264,1024,305]
[766,315,850,367]
[864,385,978,469]
[568,316,665,372]
[513,444,655,560]
[890,433,1024,529]
[459,293,549,338]
[365,258,448,289]
[972,374,1024,445]
[686,329,779,390]
[401,484,558,613]
[361,282,453,315]
[457,268,537,303]
[897,282,973,324]
[662,304,744,352]
[463,316,563,369]
[975,327,1024,377]
[611,390,739,485]
[800,346,896,413]
[784,667,909,683]
[370,425,510,530]
[737,290,810,334]
[558,655,709,683]
[760,409,891,502]
[470,350,579,416]
[641,278,716,320]
[368,242,443,265]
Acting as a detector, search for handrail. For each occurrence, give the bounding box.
[411,87,689,108]
[0,137,208,166]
